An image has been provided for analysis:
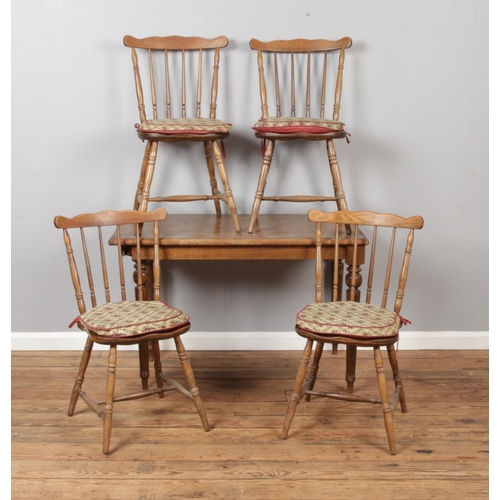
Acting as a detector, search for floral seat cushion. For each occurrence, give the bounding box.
[252,117,345,134]
[296,301,400,339]
[135,117,232,135]
[73,301,190,338]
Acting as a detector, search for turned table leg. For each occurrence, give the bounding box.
[344,248,364,394]
[330,260,344,355]
[134,260,154,390]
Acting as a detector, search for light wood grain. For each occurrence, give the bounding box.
[124,34,241,231]
[53,209,210,454]
[12,349,488,499]
[247,37,353,233]
[114,214,367,262]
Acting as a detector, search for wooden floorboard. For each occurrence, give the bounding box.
[11,349,489,499]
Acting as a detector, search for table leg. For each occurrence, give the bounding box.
[134,260,154,301]
[344,253,364,394]
[134,260,154,389]
[330,260,344,355]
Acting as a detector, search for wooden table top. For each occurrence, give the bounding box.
[117,214,367,261]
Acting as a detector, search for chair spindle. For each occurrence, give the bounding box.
[148,49,158,120]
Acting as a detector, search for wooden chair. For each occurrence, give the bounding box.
[123,35,241,232]
[54,208,210,454]
[247,37,352,234]
[281,209,424,454]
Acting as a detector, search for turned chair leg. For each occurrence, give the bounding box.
[281,339,314,439]
[373,347,397,455]
[387,344,407,413]
[151,340,165,398]
[138,341,150,390]
[174,336,210,432]
[212,140,241,233]
[203,141,222,217]
[137,140,159,212]
[248,139,275,234]
[305,341,324,402]
[326,139,351,235]
[68,337,94,417]
[346,345,357,394]
[326,139,349,212]
[103,345,117,455]
[134,141,152,210]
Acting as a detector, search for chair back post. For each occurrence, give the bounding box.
[165,49,172,118]
[181,49,187,118]
[320,51,328,120]
[94,226,111,303]
[79,227,98,308]
[365,226,378,305]
[380,228,397,309]
[60,228,87,314]
[305,52,311,118]
[347,224,361,302]
[290,52,296,117]
[130,47,147,124]
[152,219,162,301]
[147,48,159,120]
[134,222,145,301]
[393,228,416,316]
[314,222,323,303]
[332,222,341,302]
[114,225,127,301]
[333,47,346,121]
[255,48,269,118]
[209,48,220,119]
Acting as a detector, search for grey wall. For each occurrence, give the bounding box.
[12,0,488,336]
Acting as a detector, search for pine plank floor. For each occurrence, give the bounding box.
[12,349,489,499]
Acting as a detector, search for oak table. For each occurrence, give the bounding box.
[115,214,367,389]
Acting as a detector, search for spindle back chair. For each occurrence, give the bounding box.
[54,208,210,454]
[247,37,352,233]
[124,35,240,232]
[281,209,424,454]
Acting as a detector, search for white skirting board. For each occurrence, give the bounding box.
[11,331,489,351]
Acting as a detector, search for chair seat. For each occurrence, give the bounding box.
[296,301,400,339]
[136,118,232,135]
[75,300,190,338]
[252,117,345,134]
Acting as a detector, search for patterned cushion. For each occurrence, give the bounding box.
[75,301,190,338]
[252,117,345,134]
[296,301,400,339]
[136,118,231,135]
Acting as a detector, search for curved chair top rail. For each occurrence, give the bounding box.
[124,35,228,51]
[54,208,168,230]
[249,37,352,53]
[308,209,424,230]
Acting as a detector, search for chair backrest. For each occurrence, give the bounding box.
[54,208,167,315]
[249,37,352,121]
[308,209,424,315]
[123,35,228,123]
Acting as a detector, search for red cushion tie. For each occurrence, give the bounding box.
[399,315,411,326]
[68,316,81,328]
